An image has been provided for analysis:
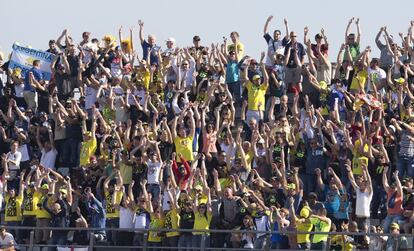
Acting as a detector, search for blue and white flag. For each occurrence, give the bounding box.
[8,43,56,80]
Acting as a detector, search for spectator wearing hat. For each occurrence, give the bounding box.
[241,52,268,123]
[191,36,205,53]
[164,37,176,55]
[385,223,409,251]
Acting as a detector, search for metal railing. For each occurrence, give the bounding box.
[4,226,413,251]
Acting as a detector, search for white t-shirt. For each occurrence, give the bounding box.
[40,148,58,170]
[18,144,30,162]
[14,83,24,98]
[85,85,98,110]
[0,232,15,248]
[367,67,386,93]
[265,36,284,66]
[355,189,373,217]
[134,211,149,231]
[6,151,21,171]
[119,207,135,229]
[147,161,162,185]
[179,59,196,87]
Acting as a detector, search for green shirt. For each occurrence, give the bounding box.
[310,216,331,243]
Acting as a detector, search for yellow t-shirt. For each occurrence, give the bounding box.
[23,190,38,216]
[5,194,23,222]
[352,139,369,175]
[246,81,267,111]
[105,190,123,218]
[193,211,212,235]
[164,209,180,237]
[119,162,132,185]
[227,42,245,57]
[174,136,194,161]
[35,193,51,219]
[296,220,313,244]
[350,69,368,91]
[148,214,165,243]
[80,137,97,166]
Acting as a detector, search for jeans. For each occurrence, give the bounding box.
[106,217,119,245]
[383,214,404,233]
[48,234,67,251]
[311,241,327,250]
[227,82,241,104]
[163,236,179,251]
[304,174,316,196]
[178,234,192,251]
[397,155,414,178]
[62,138,81,167]
[355,216,370,230]
[191,234,210,250]
[371,183,387,220]
[148,184,161,202]
[254,235,268,249]
[35,218,51,244]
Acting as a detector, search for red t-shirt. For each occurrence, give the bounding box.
[387,190,403,215]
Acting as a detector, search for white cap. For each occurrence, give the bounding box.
[166,37,176,44]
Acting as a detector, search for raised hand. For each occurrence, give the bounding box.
[266,15,274,23]
[138,20,144,27]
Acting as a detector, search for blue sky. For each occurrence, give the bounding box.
[1,0,413,61]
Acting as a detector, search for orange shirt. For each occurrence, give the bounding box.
[387,190,403,215]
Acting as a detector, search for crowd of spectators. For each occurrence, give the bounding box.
[0,16,414,251]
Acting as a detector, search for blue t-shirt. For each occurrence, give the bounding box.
[141,41,161,65]
[225,60,240,83]
[24,67,43,92]
[323,186,342,214]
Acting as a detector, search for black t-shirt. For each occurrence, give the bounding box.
[66,55,79,77]
[158,141,173,162]
[180,211,195,234]
[66,116,83,141]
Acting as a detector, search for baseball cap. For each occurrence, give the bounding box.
[394,77,405,84]
[166,37,176,44]
[252,74,261,81]
[390,222,400,230]
[300,206,311,218]
[41,184,49,190]
[287,183,296,190]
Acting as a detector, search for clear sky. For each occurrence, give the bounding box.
[1,0,413,61]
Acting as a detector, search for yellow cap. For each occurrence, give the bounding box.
[300,206,311,218]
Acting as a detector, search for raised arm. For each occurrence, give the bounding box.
[263,16,273,35]
[355,18,361,44]
[345,163,359,191]
[345,17,354,43]
[138,20,145,44]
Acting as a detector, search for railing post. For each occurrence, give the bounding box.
[143,232,148,251]
[200,233,206,251]
[392,236,399,251]
[28,230,34,251]
[264,234,270,251]
[89,230,94,251]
